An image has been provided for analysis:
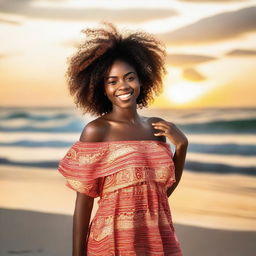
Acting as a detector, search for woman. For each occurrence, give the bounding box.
[58,22,188,256]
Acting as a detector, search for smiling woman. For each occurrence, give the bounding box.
[58,21,188,256]
[66,22,167,116]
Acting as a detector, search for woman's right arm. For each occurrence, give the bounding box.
[73,119,105,255]
[73,192,94,256]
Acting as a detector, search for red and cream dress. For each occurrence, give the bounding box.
[58,140,183,256]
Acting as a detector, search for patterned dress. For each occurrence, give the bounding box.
[58,140,183,256]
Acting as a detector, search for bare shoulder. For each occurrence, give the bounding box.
[79,117,109,142]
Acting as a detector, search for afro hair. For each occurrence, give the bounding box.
[66,22,167,116]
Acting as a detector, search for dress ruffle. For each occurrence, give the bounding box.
[58,140,175,198]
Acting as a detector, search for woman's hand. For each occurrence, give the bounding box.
[152,120,188,147]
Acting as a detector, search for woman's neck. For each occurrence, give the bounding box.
[104,107,141,124]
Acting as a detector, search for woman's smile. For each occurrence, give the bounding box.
[116,91,134,101]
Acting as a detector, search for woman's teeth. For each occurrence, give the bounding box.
[117,92,132,100]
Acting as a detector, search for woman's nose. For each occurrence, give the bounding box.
[118,79,130,88]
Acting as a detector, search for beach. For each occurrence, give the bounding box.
[1,0,256,253]
[1,106,256,255]
[1,164,255,256]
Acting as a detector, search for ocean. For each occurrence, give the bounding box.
[0,106,255,176]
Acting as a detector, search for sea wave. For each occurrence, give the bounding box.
[0,157,255,176]
[0,120,84,133]
[0,132,79,142]
[0,140,73,148]
[0,117,255,134]
[1,140,255,156]
[0,111,72,121]
[1,107,255,177]
[179,118,256,134]
[1,132,256,144]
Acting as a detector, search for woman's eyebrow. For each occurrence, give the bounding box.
[107,71,135,79]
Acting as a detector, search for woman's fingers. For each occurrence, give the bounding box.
[152,123,168,136]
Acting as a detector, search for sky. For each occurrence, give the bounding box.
[0,0,255,109]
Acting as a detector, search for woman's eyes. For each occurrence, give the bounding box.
[127,76,135,81]
[108,81,117,85]
[108,77,135,85]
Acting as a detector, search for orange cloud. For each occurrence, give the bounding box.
[166,53,216,67]
[182,68,206,81]
[225,49,256,56]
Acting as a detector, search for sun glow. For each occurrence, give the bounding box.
[166,81,212,104]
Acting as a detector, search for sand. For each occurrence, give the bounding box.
[1,165,256,255]
[1,208,255,256]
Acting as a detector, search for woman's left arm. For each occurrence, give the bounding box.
[152,120,188,197]
[166,142,188,197]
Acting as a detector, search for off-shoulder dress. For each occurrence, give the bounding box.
[58,140,183,256]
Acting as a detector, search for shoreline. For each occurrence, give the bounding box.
[1,164,256,231]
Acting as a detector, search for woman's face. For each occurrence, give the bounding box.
[104,59,141,109]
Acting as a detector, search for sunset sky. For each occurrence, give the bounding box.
[0,0,255,109]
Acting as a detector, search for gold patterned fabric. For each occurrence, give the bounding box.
[58,140,183,255]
